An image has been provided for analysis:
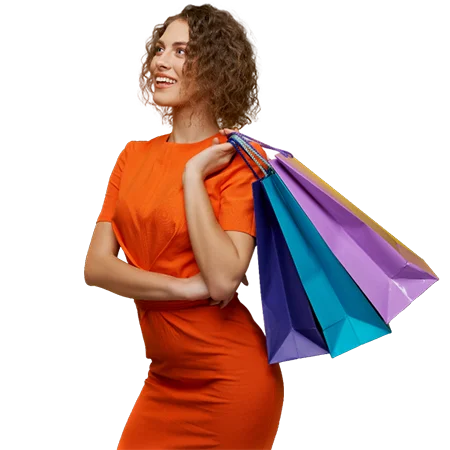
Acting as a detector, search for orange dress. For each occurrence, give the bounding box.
[96,131,284,450]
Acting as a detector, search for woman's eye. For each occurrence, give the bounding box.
[155,46,185,55]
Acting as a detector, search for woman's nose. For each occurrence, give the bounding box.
[156,63,168,72]
[157,53,172,68]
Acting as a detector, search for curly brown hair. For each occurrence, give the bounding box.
[138,4,261,130]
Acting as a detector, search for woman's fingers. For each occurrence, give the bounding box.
[209,300,221,306]
[209,299,229,309]
[219,127,239,136]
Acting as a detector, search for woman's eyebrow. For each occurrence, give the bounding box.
[157,39,188,46]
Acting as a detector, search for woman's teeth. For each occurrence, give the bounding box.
[156,77,177,86]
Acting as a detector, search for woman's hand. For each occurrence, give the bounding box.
[183,128,240,182]
[184,271,249,309]
[184,272,211,300]
[241,273,249,287]
[209,292,234,309]
[209,273,249,309]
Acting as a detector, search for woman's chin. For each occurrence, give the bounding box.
[150,98,177,113]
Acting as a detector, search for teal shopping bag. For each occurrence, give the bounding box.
[261,173,392,357]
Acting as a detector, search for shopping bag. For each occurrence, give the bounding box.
[228,136,392,359]
[230,131,438,324]
[252,174,329,363]
[261,168,392,358]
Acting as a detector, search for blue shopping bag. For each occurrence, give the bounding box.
[228,133,392,359]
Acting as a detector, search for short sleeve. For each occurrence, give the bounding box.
[217,141,268,238]
[96,142,132,224]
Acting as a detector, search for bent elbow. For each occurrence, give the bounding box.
[84,269,95,286]
[84,260,101,286]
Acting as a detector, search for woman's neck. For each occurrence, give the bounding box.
[167,103,219,144]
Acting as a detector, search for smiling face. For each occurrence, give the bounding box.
[150,19,196,107]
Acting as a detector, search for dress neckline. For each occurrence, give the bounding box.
[161,131,224,148]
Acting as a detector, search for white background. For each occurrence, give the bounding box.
[0,0,448,450]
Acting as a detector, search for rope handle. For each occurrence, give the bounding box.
[226,131,294,181]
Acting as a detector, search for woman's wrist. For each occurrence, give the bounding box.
[170,276,191,300]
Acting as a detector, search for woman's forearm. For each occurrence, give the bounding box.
[85,254,188,301]
[183,167,240,301]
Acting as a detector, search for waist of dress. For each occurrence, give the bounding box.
[134,298,212,311]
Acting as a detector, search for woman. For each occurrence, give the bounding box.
[84,4,284,449]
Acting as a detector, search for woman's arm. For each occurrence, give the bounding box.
[183,168,242,302]
[85,254,189,301]
[85,222,193,301]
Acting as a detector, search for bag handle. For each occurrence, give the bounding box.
[226,131,294,181]
[228,139,265,180]
[230,131,294,158]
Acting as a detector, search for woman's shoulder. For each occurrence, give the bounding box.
[126,134,167,153]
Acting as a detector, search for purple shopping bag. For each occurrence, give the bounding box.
[252,174,329,363]
[230,132,439,324]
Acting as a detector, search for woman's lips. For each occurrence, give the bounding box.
[156,81,177,89]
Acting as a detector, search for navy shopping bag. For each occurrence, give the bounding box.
[253,177,329,363]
